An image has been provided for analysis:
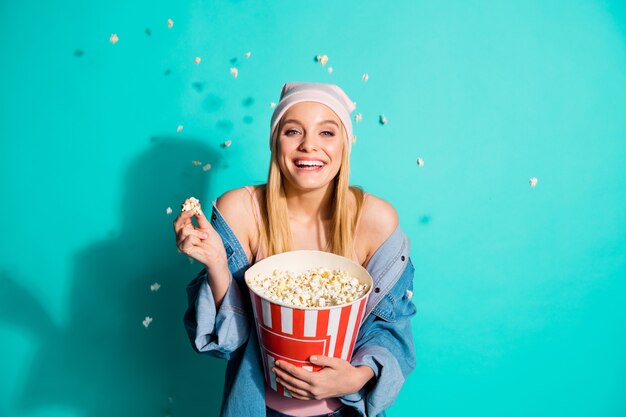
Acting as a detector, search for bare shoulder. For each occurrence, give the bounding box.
[358,193,399,251]
[215,187,257,258]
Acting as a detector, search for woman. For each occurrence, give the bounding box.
[174,82,416,417]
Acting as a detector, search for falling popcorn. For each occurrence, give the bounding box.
[166,207,173,215]
[109,34,119,44]
[416,157,424,167]
[181,197,202,215]
[177,125,184,133]
[406,289,413,300]
[192,160,202,166]
[352,135,357,144]
[150,283,161,292]
[316,54,329,66]
[194,57,201,64]
[222,140,232,147]
[202,163,212,171]
[327,67,333,74]
[269,102,276,108]
[379,115,387,125]
[244,51,251,58]
[143,316,153,328]
[167,18,174,29]
[530,177,538,187]
[354,113,362,123]
[362,73,369,82]
[230,67,239,78]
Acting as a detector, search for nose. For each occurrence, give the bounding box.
[298,132,318,152]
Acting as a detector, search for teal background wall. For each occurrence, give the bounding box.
[1,1,625,416]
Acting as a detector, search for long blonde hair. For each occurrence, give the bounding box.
[257,126,364,259]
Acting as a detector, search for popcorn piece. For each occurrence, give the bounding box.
[230,67,239,78]
[327,67,333,73]
[194,57,201,64]
[150,282,161,291]
[247,267,369,308]
[352,135,357,144]
[379,115,387,125]
[354,113,362,123]
[269,102,276,108]
[177,125,184,133]
[244,51,251,58]
[316,54,329,66]
[167,18,174,29]
[202,163,212,171]
[181,197,201,215]
[416,157,424,167]
[362,73,369,82]
[143,316,153,328]
[109,34,119,44]
[530,177,538,187]
[192,160,202,166]
[406,289,413,300]
[223,140,232,147]
[166,207,173,215]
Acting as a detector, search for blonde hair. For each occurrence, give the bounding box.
[257,125,364,259]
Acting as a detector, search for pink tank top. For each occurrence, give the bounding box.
[245,186,367,416]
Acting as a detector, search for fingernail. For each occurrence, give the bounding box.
[201,233,209,239]
[271,367,276,373]
[275,361,280,366]
[310,356,317,361]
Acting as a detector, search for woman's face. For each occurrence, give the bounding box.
[276,101,345,192]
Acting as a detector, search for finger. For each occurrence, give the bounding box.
[274,361,313,384]
[180,234,202,255]
[177,225,209,246]
[309,355,344,368]
[275,377,310,399]
[173,210,195,234]
[194,207,211,229]
[272,367,310,391]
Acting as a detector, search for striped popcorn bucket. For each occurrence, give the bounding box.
[244,250,373,397]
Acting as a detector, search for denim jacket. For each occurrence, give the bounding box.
[184,202,417,417]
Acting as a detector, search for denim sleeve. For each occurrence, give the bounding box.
[339,259,417,417]
[183,267,251,360]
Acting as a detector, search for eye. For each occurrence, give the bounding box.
[320,130,335,137]
[284,129,301,136]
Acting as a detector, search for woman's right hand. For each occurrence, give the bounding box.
[173,203,228,273]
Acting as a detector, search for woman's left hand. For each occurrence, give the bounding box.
[272,356,374,400]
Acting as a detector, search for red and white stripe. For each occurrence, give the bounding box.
[250,292,368,397]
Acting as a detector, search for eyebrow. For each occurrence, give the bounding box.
[282,119,339,128]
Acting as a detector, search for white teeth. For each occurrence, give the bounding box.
[295,160,324,167]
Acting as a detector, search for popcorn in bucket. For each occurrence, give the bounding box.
[244,250,373,397]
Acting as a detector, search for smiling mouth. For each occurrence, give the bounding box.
[293,159,325,170]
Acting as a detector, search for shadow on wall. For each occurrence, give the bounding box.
[0,137,227,417]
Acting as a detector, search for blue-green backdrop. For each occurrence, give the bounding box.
[1,1,625,416]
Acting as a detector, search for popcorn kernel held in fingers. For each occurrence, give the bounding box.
[181,197,201,215]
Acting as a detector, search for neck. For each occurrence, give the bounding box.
[283,181,335,223]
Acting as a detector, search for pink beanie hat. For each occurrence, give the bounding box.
[270,82,357,154]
